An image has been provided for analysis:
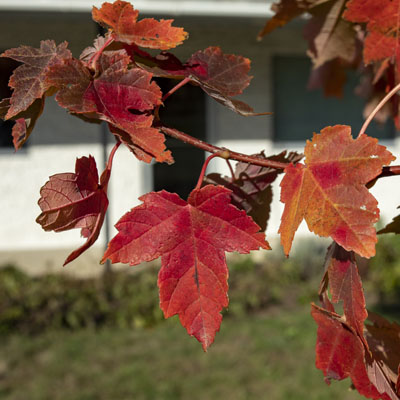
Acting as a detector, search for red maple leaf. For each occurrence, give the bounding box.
[1,40,71,119]
[92,1,188,50]
[279,125,395,258]
[320,242,368,344]
[48,51,172,164]
[186,47,268,116]
[36,156,109,266]
[311,304,390,399]
[102,185,270,350]
[344,0,400,71]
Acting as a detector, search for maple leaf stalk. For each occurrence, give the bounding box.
[87,35,114,71]
[101,138,121,191]
[161,77,191,102]
[358,81,400,137]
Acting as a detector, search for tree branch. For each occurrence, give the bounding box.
[160,126,289,170]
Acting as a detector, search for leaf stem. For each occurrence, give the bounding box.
[358,82,400,137]
[88,35,114,70]
[226,159,235,181]
[195,152,228,190]
[100,139,121,190]
[161,126,289,170]
[162,77,191,102]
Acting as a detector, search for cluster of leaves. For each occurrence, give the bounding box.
[1,1,400,398]
[259,0,400,126]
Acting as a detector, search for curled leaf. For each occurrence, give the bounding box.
[36,156,109,266]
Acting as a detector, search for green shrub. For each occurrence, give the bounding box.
[366,234,400,305]
[0,239,329,335]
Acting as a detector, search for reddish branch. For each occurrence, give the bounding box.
[161,126,289,169]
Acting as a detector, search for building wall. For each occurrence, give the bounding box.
[0,11,399,275]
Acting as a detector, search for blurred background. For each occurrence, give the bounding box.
[0,1,399,399]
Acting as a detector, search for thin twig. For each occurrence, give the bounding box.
[195,153,225,190]
[162,77,191,102]
[358,82,400,137]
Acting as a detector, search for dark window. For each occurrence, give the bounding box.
[273,56,395,141]
[153,79,206,199]
[0,56,20,148]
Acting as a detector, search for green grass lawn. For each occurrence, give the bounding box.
[0,305,364,400]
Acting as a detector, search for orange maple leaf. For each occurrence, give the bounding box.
[92,1,188,50]
[279,125,395,258]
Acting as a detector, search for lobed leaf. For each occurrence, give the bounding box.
[92,1,188,50]
[1,40,71,118]
[36,156,109,266]
[48,50,172,164]
[102,185,270,350]
[279,125,395,258]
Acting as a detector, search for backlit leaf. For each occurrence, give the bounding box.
[344,0,400,71]
[102,185,270,350]
[187,47,269,116]
[1,40,71,118]
[311,304,388,399]
[36,156,109,266]
[92,1,188,50]
[321,242,368,342]
[279,125,395,258]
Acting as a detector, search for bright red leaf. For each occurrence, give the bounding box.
[1,40,71,119]
[92,1,188,50]
[102,185,270,350]
[36,156,109,266]
[279,125,395,258]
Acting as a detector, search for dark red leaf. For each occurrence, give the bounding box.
[188,47,252,97]
[0,97,45,150]
[47,58,95,114]
[92,1,188,50]
[186,47,270,116]
[1,40,71,118]
[365,311,400,400]
[102,185,270,350]
[205,151,302,231]
[378,206,400,234]
[36,156,109,266]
